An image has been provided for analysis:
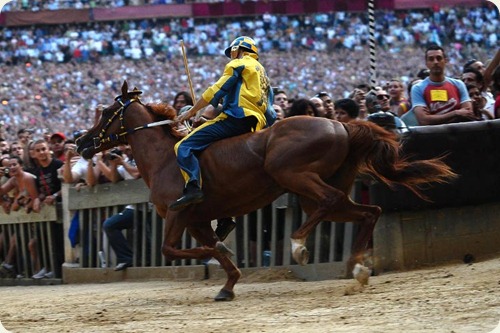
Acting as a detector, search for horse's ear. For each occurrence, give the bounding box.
[122,81,129,100]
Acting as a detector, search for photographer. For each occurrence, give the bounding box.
[91,145,139,185]
[99,144,146,271]
[62,131,94,187]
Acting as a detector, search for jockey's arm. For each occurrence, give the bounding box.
[178,97,209,123]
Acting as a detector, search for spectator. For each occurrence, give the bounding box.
[30,139,64,279]
[0,155,41,278]
[314,91,334,119]
[273,89,289,117]
[397,78,423,117]
[22,140,39,174]
[62,141,93,186]
[368,89,407,133]
[410,45,477,126]
[466,83,493,120]
[309,96,326,118]
[101,145,145,271]
[172,91,194,115]
[334,98,359,123]
[0,155,41,214]
[286,98,319,117]
[9,141,24,158]
[0,139,10,155]
[387,79,407,115]
[348,88,367,119]
[416,68,431,80]
[461,67,494,116]
[16,129,31,148]
[364,92,378,115]
[49,132,67,162]
[273,104,285,122]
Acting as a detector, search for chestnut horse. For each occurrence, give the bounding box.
[76,81,456,301]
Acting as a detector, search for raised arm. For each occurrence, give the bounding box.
[24,173,41,213]
[484,48,500,89]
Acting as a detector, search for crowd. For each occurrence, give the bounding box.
[1,0,270,11]
[0,6,498,140]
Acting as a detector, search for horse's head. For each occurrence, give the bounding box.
[76,80,143,159]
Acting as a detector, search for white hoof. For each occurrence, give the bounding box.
[291,239,309,265]
[352,263,371,286]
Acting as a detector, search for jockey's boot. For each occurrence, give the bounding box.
[169,181,204,211]
[215,217,237,241]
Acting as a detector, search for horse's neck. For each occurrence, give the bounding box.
[127,127,177,187]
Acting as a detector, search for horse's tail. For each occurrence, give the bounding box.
[343,120,457,200]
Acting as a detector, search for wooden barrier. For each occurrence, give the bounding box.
[0,205,62,284]
[60,180,355,283]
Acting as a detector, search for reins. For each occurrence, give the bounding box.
[93,97,175,149]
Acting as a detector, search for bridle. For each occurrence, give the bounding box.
[92,96,175,149]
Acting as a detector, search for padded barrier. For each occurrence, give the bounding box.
[369,119,500,211]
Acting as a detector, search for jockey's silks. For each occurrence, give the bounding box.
[202,52,272,131]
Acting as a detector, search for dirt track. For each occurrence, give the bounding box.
[1,256,500,333]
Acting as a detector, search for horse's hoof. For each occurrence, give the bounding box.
[352,263,371,286]
[214,288,235,302]
[215,241,234,257]
[292,246,309,266]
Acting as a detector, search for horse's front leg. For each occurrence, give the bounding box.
[186,224,242,302]
[161,216,220,261]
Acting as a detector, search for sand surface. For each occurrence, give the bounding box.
[1,257,500,333]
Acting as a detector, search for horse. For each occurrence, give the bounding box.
[76,81,456,301]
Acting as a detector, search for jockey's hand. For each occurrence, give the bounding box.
[192,116,207,128]
[177,105,195,123]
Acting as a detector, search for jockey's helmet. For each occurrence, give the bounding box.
[224,36,259,58]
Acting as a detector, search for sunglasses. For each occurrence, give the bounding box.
[377,94,390,100]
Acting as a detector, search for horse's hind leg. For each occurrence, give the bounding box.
[187,224,242,301]
[272,171,348,265]
[299,196,382,276]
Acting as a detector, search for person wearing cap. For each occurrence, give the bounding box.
[49,132,66,162]
[170,36,276,212]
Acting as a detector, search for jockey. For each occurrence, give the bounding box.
[169,36,276,211]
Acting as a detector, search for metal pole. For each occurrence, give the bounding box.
[368,0,377,90]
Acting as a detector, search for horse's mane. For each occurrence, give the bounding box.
[145,102,185,139]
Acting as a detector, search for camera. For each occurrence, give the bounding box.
[105,148,122,161]
[2,167,9,176]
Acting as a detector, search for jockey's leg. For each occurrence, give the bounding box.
[169,115,257,211]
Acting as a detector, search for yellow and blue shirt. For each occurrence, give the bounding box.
[201,52,272,131]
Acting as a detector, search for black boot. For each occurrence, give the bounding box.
[215,217,237,241]
[169,181,204,211]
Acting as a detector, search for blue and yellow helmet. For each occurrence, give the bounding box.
[224,36,259,58]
